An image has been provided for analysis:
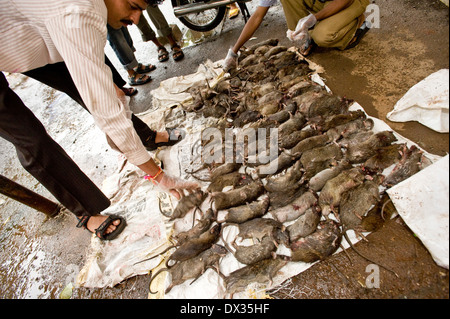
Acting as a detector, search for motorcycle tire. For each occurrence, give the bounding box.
[172,0,227,32]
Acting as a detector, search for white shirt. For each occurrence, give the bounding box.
[258,0,277,7]
[0,0,152,166]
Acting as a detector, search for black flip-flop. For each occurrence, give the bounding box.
[121,87,138,97]
[77,214,127,241]
[346,21,371,50]
[143,128,185,151]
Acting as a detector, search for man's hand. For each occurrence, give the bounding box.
[293,13,317,36]
[223,49,238,71]
[154,171,200,200]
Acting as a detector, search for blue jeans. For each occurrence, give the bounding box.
[107,25,138,71]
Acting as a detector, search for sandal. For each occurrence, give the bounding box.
[346,21,371,50]
[143,128,185,151]
[171,44,185,62]
[128,73,152,86]
[228,7,240,19]
[158,46,169,62]
[77,215,127,241]
[133,63,156,74]
[121,87,138,96]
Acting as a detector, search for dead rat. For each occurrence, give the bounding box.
[258,101,280,116]
[308,160,353,192]
[254,45,271,56]
[338,182,400,277]
[222,217,288,246]
[268,185,307,210]
[264,46,288,59]
[245,38,279,54]
[318,167,366,217]
[339,180,381,232]
[207,171,251,193]
[252,82,277,98]
[290,219,342,263]
[362,143,405,174]
[309,109,366,132]
[134,224,222,270]
[287,80,321,99]
[361,193,397,232]
[223,256,289,297]
[232,235,278,265]
[209,163,241,181]
[232,110,262,128]
[217,195,270,224]
[278,75,305,92]
[344,131,398,164]
[257,133,330,178]
[338,130,374,149]
[220,217,289,265]
[264,159,303,193]
[303,94,351,119]
[279,128,317,150]
[287,206,322,242]
[171,209,215,246]
[269,50,299,69]
[148,244,228,294]
[383,145,427,187]
[276,62,311,79]
[326,117,374,142]
[300,142,343,180]
[278,113,307,139]
[266,109,291,124]
[135,224,221,270]
[213,181,265,211]
[164,189,206,221]
[270,190,318,223]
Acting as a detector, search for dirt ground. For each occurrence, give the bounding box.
[0,0,448,299]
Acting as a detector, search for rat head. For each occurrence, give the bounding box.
[104,0,153,29]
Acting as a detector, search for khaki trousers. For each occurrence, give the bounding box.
[136,5,172,42]
[280,0,370,50]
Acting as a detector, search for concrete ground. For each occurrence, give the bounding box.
[0,0,448,299]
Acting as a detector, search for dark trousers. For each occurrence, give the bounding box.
[0,60,155,217]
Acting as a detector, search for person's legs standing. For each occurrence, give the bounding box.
[0,72,111,217]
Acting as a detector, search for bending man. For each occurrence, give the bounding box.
[0,0,198,241]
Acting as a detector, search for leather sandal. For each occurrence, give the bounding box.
[133,63,156,74]
[171,44,184,61]
[77,215,127,241]
[128,73,152,86]
[158,46,169,62]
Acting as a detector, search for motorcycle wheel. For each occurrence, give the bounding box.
[172,0,227,32]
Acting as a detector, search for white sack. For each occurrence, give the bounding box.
[387,69,449,133]
[387,155,449,269]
